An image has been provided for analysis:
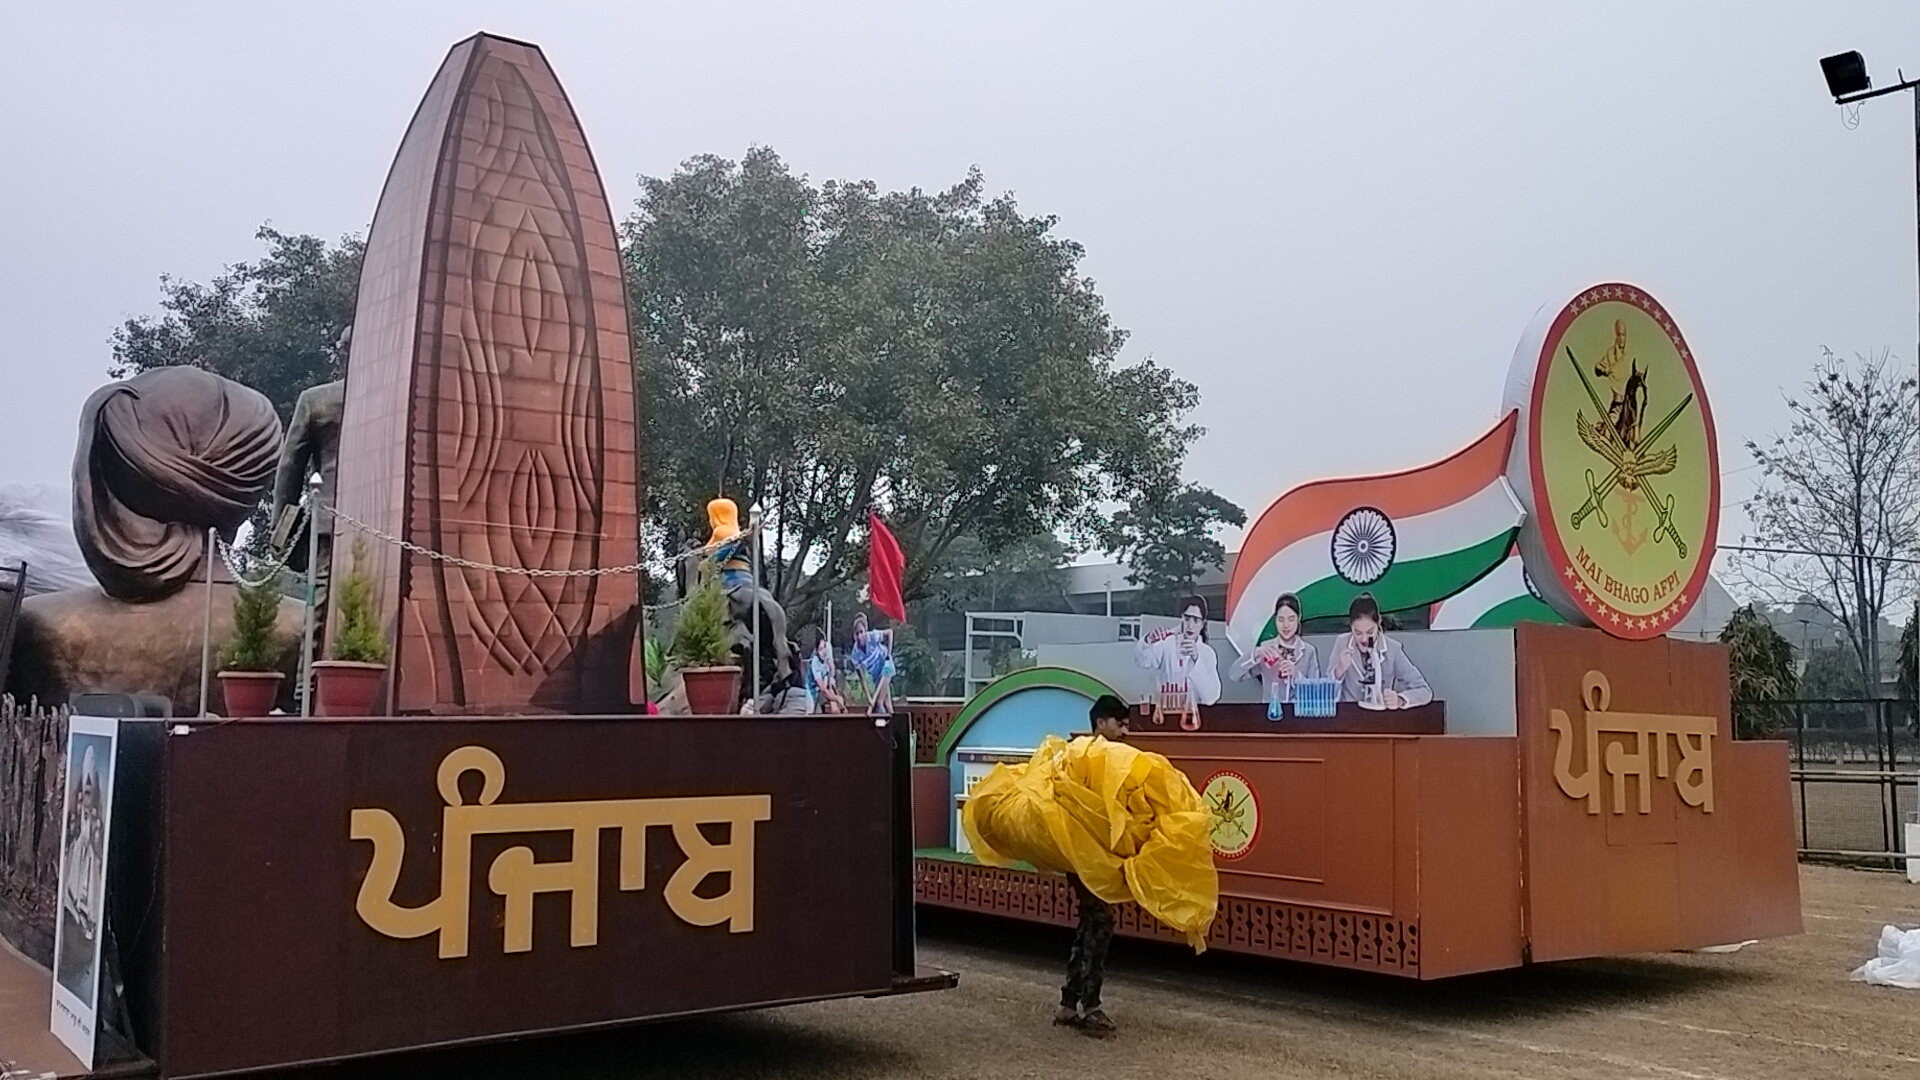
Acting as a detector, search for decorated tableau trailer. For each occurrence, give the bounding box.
[915,283,1803,977]
[0,32,951,1080]
[916,629,1800,978]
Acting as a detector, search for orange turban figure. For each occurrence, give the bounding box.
[706,498,743,548]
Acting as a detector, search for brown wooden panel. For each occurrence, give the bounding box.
[152,717,893,1076]
[1722,740,1804,940]
[1391,739,1421,917]
[1411,736,1524,977]
[1131,733,1399,915]
[331,33,639,715]
[1604,843,1682,952]
[1515,622,1800,961]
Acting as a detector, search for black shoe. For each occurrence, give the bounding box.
[1079,1008,1116,1037]
[1053,1006,1080,1027]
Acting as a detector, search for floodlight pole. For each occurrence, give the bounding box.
[750,505,763,710]
[300,474,322,717]
[200,527,215,717]
[1832,72,1920,428]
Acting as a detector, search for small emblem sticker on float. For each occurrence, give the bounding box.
[1524,284,1719,638]
[1202,771,1259,860]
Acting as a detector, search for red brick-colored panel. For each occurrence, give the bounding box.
[911,764,951,848]
[904,703,964,763]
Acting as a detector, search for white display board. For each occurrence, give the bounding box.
[49,715,118,1069]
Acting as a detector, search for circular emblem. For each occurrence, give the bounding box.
[1507,284,1719,639]
[1201,771,1259,859]
[1331,507,1396,585]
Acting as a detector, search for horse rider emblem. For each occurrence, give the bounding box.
[1566,320,1695,558]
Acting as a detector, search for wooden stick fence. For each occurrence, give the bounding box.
[0,695,66,966]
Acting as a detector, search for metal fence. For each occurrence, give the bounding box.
[1736,698,1917,864]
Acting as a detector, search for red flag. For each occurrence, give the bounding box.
[867,513,907,623]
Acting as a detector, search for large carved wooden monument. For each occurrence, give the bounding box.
[333,33,640,714]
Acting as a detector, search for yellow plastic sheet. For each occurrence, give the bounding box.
[961,734,1219,951]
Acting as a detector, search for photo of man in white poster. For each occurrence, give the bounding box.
[1135,595,1223,719]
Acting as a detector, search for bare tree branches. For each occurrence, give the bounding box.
[1730,349,1918,691]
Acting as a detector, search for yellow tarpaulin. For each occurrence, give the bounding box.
[960,734,1219,951]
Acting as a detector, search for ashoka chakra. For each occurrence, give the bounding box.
[1331,507,1396,585]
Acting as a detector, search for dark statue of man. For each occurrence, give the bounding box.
[270,383,344,569]
[269,325,349,635]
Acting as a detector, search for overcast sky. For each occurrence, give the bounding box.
[5,2,1916,568]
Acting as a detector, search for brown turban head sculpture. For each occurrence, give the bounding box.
[72,367,283,603]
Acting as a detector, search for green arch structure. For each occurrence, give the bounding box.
[935,665,1122,764]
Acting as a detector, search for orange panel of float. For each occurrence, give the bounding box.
[916,622,1801,978]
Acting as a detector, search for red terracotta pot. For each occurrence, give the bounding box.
[217,671,284,717]
[680,666,741,716]
[312,661,387,717]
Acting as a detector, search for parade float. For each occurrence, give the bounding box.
[0,33,948,1080]
[914,283,1802,978]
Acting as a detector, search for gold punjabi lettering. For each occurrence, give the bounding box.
[349,746,772,958]
[1550,671,1716,815]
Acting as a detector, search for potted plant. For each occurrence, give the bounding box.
[670,569,739,715]
[312,539,389,717]
[217,577,286,717]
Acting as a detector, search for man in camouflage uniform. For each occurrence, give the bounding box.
[1055,694,1132,1037]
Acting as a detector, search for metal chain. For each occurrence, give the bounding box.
[322,503,760,578]
[216,500,310,588]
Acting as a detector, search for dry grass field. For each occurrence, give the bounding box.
[292,864,1920,1080]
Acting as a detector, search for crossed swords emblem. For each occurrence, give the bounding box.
[1565,347,1695,558]
[1207,786,1251,846]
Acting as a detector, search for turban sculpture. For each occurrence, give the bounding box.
[72,367,283,603]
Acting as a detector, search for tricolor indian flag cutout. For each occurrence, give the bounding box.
[1428,544,1566,630]
[1226,413,1526,652]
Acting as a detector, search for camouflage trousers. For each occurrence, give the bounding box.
[1060,874,1114,1010]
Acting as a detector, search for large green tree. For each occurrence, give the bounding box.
[924,531,1073,614]
[109,226,365,422]
[623,148,1202,625]
[1800,643,1875,731]
[1103,483,1246,615]
[1801,645,1869,700]
[1719,604,1798,737]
